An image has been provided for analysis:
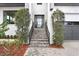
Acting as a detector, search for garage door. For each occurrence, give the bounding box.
[64,22,79,40]
[64,13,79,40]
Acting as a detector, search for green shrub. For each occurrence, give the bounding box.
[52,9,64,45]
[0,20,9,38]
[15,8,30,44]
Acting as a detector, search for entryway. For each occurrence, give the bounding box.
[29,15,49,47]
[34,15,44,28]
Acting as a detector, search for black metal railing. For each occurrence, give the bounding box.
[45,22,50,45]
[29,22,34,44]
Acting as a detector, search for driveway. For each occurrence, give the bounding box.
[24,40,79,56]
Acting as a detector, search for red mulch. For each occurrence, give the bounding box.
[0,46,5,53]
[49,44,64,48]
[0,44,29,56]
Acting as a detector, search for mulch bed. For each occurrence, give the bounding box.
[0,44,29,56]
[49,44,64,48]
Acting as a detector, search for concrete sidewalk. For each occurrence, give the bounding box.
[24,40,79,56]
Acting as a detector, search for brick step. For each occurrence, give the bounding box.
[31,39,48,41]
[30,41,48,44]
[30,43,49,47]
[32,28,47,38]
[33,31,46,33]
[31,37,47,39]
[32,33,47,38]
[30,28,49,47]
[29,46,48,47]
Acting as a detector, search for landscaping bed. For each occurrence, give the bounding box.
[0,44,29,56]
[49,44,64,48]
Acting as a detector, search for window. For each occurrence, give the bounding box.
[64,22,79,25]
[3,11,17,24]
[37,3,42,5]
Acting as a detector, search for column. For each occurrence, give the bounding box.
[47,3,54,44]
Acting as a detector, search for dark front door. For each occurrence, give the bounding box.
[34,15,44,28]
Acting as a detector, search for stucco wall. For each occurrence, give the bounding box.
[1,3,79,44]
[31,3,48,22]
[47,3,54,44]
[47,11,53,44]
[0,7,24,35]
[54,6,79,21]
[54,6,79,13]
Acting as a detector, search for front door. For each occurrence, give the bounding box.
[34,15,44,28]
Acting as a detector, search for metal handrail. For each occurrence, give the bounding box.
[45,22,50,45]
[29,22,34,44]
[29,22,50,44]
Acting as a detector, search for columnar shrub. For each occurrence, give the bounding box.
[15,9,30,44]
[52,9,64,45]
[0,20,9,38]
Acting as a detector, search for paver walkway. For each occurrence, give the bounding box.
[24,40,79,56]
[25,47,79,56]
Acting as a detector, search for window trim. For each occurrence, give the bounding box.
[64,21,79,25]
[3,10,17,24]
[37,3,42,5]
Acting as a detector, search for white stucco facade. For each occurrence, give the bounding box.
[29,3,53,44]
[0,3,79,44]
[31,3,48,22]
[54,6,79,21]
[47,3,53,44]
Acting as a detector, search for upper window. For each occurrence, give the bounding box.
[64,22,79,25]
[37,3,42,5]
[3,11,17,24]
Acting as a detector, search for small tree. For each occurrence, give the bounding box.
[0,20,9,38]
[52,9,64,46]
[15,9,30,44]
